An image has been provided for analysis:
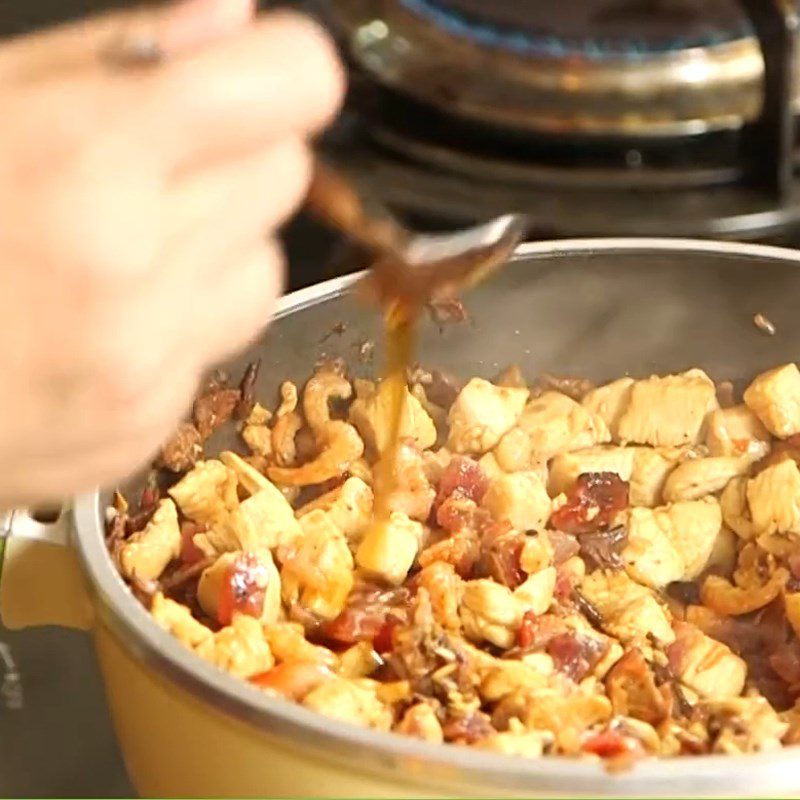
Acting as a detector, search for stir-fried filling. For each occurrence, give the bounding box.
[109,360,800,763]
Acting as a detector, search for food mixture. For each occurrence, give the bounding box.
[108,358,800,764]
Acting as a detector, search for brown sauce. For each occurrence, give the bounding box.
[368,300,419,534]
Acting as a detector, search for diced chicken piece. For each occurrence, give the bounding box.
[303,677,392,730]
[355,511,425,585]
[296,477,373,544]
[617,369,718,447]
[416,561,463,630]
[118,498,181,581]
[409,382,447,431]
[371,443,435,522]
[662,456,749,503]
[668,623,746,699]
[169,459,239,524]
[195,614,274,679]
[242,423,272,458]
[548,446,635,496]
[263,622,337,668]
[375,680,412,706]
[582,378,634,441]
[237,485,303,552]
[706,405,771,459]
[482,471,551,531]
[704,696,788,754]
[514,567,557,616]
[705,525,738,576]
[349,380,436,454]
[421,447,451,485]
[197,549,281,625]
[514,391,610,462]
[447,378,529,455]
[721,476,757,540]
[151,592,213,648]
[744,363,800,438]
[220,450,283,497]
[629,447,683,507]
[194,506,254,557]
[478,451,505,481]
[337,641,382,679]
[246,402,271,426]
[477,720,552,758]
[661,498,723,580]
[395,703,444,743]
[746,459,800,536]
[518,688,613,746]
[624,498,723,587]
[623,507,684,589]
[604,648,667,726]
[480,658,554,702]
[281,510,354,620]
[519,533,554,575]
[493,427,533,472]
[460,579,523,649]
[581,571,675,645]
[558,555,587,592]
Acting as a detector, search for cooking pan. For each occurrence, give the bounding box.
[4,238,800,798]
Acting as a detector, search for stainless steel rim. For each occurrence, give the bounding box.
[72,238,800,796]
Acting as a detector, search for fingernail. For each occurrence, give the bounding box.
[160,0,255,53]
[100,0,254,69]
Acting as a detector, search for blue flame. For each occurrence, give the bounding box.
[399,0,751,59]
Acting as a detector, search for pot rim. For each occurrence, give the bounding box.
[73,238,800,796]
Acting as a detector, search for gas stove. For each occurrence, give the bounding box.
[312,0,800,243]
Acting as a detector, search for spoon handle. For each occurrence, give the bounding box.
[305,160,408,258]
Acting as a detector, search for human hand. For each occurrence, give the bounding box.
[0,0,344,505]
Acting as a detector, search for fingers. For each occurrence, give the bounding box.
[148,11,344,172]
[150,0,256,55]
[38,241,284,462]
[1,5,344,182]
[198,238,286,364]
[0,0,254,84]
[164,137,312,262]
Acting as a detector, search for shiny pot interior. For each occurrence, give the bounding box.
[73,239,800,797]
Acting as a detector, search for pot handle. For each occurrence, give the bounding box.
[0,508,93,630]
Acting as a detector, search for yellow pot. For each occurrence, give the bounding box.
[6,240,800,798]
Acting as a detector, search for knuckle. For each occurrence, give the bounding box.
[263,11,345,124]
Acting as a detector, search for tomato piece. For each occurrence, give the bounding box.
[250,661,332,699]
[322,584,410,646]
[517,611,538,649]
[217,553,270,626]
[435,456,489,507]
[550,472,629,534]
[373,615,401,654]
[179,521,207,565]
[583,730,642,759]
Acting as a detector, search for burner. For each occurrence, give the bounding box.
[401,0,750,56]
[323,112,800,243]
[326,0,800,136]
[316,0,800,246]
